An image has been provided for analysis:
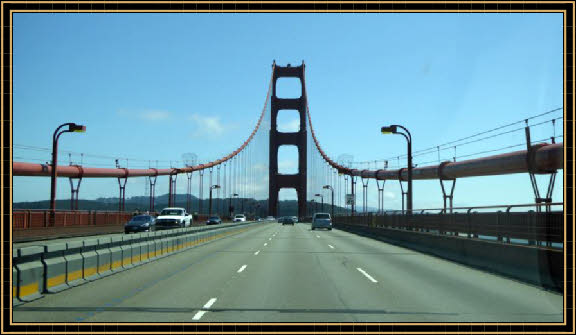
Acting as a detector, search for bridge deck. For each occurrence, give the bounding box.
[13,222,562,323]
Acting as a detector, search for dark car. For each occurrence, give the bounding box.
[281,217,295,225]
[206,216,222,225]
[125,215,156,233]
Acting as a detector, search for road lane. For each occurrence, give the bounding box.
[12,221,563,323]
[304,223,563,322]
[13,222,278,322]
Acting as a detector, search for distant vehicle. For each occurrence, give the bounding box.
[311,213,332,230]
[291,216,298,223]
[206,216,222,225]
[280,217,295,225]
[255,216,262,221]
[265,216,275,221]
[233,214,246,222]
[155,207,192,230]
[277,217,284,223]
[125,215,156,233]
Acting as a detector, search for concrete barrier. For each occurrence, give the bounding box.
[13,250,23,306]
[42,243,69,293]
[82,239,100,281]
[12,221,263,305]
[109,236,123,273]
[120,235,134,269]
[65,241,86,287]
[140,233,151,264]
[175,229,185,252]
[335,223,563,292]
[96,237,113,277]
[14,246,44,302]
[144,233,156,261]
[129,234,142,266]
[154,231,165,259]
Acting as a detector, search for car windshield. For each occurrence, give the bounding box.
[235,215,244,218]
[209,217,220,220]
[130,216,150,222]
[315,214,330,219]
[160,209,183,216]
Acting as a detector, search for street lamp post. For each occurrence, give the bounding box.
[381,125,412,214]
[50,123,86,226]
[323,185,334,219]
[233,193,239,215]
[209,185,221,216]
[315,193,324,212]
[311,199,316,215]
[228,193,237,218]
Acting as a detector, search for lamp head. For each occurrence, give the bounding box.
[381,125,397,134]
[69,124,86,133]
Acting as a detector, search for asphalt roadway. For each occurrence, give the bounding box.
[13,221,563,323]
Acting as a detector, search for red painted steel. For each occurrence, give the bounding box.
[306,106,563,180]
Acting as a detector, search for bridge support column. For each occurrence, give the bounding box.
[68,165,83,210]
[351,175,356,216]
[149,172,158,213]
[438,161,456,216]
[361,176,369,215]
[117,176,127,212]
[168,170,178,207]
[375,177,385,215]
[198,170,204,215]
[268,62,308,218]
[185,171,193,214]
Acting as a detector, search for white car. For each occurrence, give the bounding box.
[233,214,246,222]
[155,207,193,230]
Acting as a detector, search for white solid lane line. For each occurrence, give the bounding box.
[192,298,218,320]
[238,265,247,273]
[357,268,378,283]
[328,244,334,249]
[254,250,260,255]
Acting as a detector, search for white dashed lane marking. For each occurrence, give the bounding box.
[192,298,217,320]
[254,250,260,255]
[237,265,247,273]
[328,244,334,249]
[357,268,378,283]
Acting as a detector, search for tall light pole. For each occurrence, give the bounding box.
[233,193,239,215]
[311,199,316,215]
[228,193,238,218]
[323,185,334,219]
[315,193,324,212]
[209,185,221,216]
[381,125,412,214]
[50,123,86,226]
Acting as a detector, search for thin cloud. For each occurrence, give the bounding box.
[140,110,171,121]
[278,118,300,132]
[116,109,171,121]
[189,114,226,137]
[278,160,297,173]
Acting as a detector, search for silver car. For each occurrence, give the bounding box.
[311,213,332,230]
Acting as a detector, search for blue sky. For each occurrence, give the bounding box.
[12,13,564,210]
